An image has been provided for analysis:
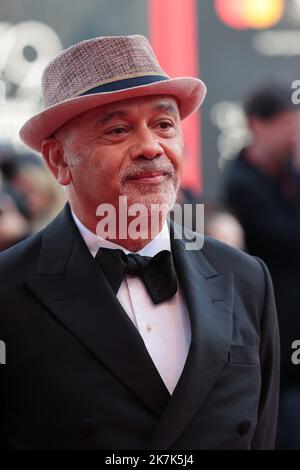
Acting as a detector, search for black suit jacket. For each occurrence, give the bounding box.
[0,204,279,450]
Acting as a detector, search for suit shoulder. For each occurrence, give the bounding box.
[179,224,263,279]
[202,236,272,316]
[202,235,261,272]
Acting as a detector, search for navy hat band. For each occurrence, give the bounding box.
[79,75,169,96]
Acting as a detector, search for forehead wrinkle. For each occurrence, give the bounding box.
[153,100,179,117]
[97,110,131,126]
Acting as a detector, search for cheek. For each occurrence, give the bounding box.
[86,152,122,193]
[170,138,184,173]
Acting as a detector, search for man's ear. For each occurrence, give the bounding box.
[41,138,72,185]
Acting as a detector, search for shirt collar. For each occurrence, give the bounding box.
[71,210,171,258]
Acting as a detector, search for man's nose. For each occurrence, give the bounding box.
[129,127,164,160]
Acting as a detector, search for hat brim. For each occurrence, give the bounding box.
[19,77,206,152]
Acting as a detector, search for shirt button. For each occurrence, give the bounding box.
[146,324,152,333]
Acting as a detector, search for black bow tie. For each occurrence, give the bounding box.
[95,248,177,304]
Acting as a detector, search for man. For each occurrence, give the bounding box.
[0,35,279,450]
[221,83,300,449]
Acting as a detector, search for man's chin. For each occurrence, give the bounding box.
[121,180,178,207]
[126,192,176,211]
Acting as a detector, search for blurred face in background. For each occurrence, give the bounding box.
[11,166,55,219]
[248,110,300,165]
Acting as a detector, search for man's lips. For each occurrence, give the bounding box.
[126,171,169,184]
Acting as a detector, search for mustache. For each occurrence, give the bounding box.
[120,159,175,181]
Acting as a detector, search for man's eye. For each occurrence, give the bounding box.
[107,127,127,135]
[111,127,126,135]
[159,121,173,129]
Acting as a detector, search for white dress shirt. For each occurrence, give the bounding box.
[71,211,191,394]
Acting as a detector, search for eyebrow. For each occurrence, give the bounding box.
[97,100,179,126]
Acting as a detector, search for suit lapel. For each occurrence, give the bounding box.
[24,206,233,445]
[148,231,233,449]
[25,204,170,417]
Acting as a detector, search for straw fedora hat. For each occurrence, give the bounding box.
[20,35,207,152]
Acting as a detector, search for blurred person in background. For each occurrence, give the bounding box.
[0,192,30,252]
[0,144,65,235]
[204,204,245,251]
[8,159,66,232]
[0,143,29,218]
[0,143,30,251]
[176,189,245,250]
[221,82,300,449]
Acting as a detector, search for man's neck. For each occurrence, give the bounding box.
[71,208,167,252]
